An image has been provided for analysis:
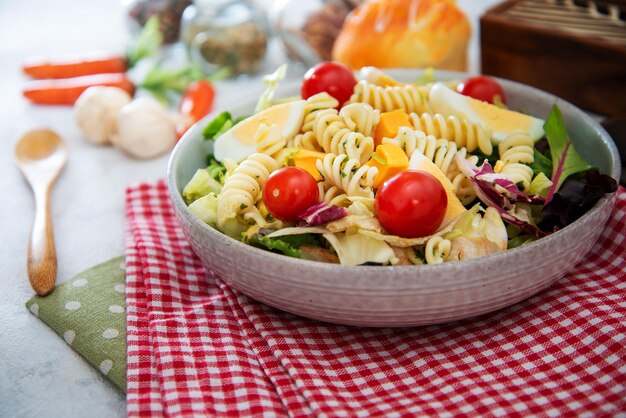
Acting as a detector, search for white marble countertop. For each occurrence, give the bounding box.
[0,1,500,416]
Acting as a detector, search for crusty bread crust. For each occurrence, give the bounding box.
[332,0,471,71]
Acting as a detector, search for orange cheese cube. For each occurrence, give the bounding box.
[367,144,409,188]
[293,149,326,181]
[373,109,412,146]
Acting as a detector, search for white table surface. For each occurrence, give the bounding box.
[0,1,500,416]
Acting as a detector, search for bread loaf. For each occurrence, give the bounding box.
[332,0,471,71]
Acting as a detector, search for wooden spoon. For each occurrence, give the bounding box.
[14,129,67,296]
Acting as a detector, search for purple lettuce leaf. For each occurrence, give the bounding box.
[540,169,617,230]
[499,211,550,238]
[456,158,549,237]
[473,162,545,205]
[297,202,347,226]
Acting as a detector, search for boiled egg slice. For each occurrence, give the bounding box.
[408,150,467,228]
[213,100,306,162]
[358,66,400,86]
[429,83,544,143]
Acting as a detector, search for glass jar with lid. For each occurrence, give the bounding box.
[180,0,269,76]
[269,0,360,67]
[124,0,192,44]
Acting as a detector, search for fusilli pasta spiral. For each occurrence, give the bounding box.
[495,131,534,190]
[287,131,322,151]
[424,236,452,264]
[383,127,479,203]
[339,103,380,137]
[316,153,378,200]
[217,153,278,227]
[409,112,493,155]
[317,184,350,207]
[348,80,432,114]
[312,107,375,165]
[301,92,339,132]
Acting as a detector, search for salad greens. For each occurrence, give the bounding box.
[457,158,549,237]
[543,106,593,203]
[541,169,617,230]
[205,155,227,183]
[460,106,617,237]
[182,168,223,205]
[202,111,247,141]
[249,232,323,258]
[255,64,288,113]
[182,154,227,206]
[527,173,552,198]
[188,193,219,225]
[531,148,553,179]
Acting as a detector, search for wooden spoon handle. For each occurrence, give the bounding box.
[28,186,57,295]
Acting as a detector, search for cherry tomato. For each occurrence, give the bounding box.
[301,61,356,106]
[457,76,507,105]
[375,170,448,238]
[176,80,215,139]
[263,167,319,222]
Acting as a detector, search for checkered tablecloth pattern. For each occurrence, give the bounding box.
[125,181,626,417]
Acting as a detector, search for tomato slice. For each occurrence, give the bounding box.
[375,170,448,238]
[262,167,319,222]
[301,61,357,107]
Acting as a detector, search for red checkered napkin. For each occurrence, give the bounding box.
[125,181,626,417]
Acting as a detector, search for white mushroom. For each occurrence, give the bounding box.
[74,86,132,145]
[114,96,176,159]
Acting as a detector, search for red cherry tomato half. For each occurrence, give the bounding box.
[457,76,507,105]
[375,170,448,238]
[263,167,319,222]
[301,61,357,107]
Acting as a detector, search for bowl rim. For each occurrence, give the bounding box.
[167,70,621,277]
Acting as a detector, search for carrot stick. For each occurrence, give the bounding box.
[22,73,135,105]
[22,52,127,79]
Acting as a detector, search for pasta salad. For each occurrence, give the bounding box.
[182,63,617,266]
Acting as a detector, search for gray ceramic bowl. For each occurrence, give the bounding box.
[167,70,621,327]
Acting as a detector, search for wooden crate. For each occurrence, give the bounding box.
[480,0,626,116]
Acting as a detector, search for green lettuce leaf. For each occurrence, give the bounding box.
[531,149,553,178]
[507,234,537,249]
[203,111,232,141]
[205,155,227,184]
[248,233,322,258]
[188,193,219,226]
[182,169,222,204]
[202,112,247,141]
[527,172,552,198]
[255,64,287,113]
[544,105,592,203]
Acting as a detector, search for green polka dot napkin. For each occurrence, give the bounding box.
[25,257,127,392]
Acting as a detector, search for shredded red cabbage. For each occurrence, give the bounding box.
[297,202,347,226]
[457,158,549,237]
[473,161,545,206]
